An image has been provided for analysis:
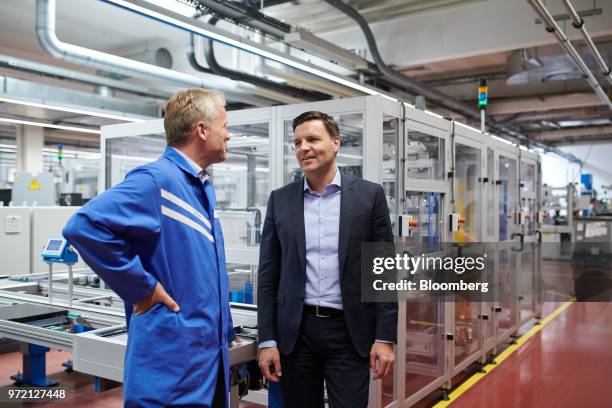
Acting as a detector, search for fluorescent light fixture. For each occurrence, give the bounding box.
[105,0,397,102]
[0,117,100,134]
[0,96,146,123]
[491,135,513,145]
[337,153,364,160]
[455,121,482,134]
[0,144,100,159]
[141,0,194,16]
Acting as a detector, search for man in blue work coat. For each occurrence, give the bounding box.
[63,88,235,407]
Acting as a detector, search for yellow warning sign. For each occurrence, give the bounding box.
[28,178,41,190]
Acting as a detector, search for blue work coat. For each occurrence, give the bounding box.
[63,147,235,407]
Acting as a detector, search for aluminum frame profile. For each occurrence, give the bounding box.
[0,318,73,351]
[527,0,612,110]
[561,0,612,86]
[284,29,369,70]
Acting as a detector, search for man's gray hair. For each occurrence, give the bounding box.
[164,88,226,146]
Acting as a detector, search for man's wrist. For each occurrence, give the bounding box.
[258,339,277,349]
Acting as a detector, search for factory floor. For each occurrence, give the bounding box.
[446,301,612,408]
[0,302,608,407]
[0,349,264,407]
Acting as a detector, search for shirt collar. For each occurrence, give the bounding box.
[304,167,341,192]
[171,147,209,182]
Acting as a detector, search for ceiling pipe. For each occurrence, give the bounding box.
[189,17,330,102]
[561,0,612,86]
[527,0,612,110]
[322,0,581,163]
[34,0,277,106]
[321,0,481,121]
[0,53,172,100]
[33,0,579,163]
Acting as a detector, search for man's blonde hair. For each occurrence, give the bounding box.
[164,88,226,146]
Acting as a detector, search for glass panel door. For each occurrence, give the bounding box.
[453,143,482,369]
[213,122,269,247]
[105,133,165,189]
[497,155,518,337]
[405,131,445,180]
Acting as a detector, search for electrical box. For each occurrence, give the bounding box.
[449,213,464,232]
[398,215,419,237]
[536,211,547,224]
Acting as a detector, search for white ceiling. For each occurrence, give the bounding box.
[0,0,610,147]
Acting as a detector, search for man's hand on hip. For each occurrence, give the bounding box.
[133,282,180,315]
[370,342,395,380]
[258,347,282,382]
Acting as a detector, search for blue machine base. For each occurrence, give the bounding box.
[95,376,121,393]
[10,373,58,387]
[11,343,58,387]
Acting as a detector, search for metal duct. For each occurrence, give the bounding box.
[124,48,174,70]
[527,0,612,110]
[506,48,580,85]
[0,54,172,100]
[35,0,277,106]
[506,44,612,86]
[0,76,160,122]
[189,17,330,102]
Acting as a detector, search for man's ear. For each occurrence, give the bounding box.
[196,121,207,141]
[333,135,340,152]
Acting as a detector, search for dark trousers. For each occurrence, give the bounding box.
[280,312,370,408]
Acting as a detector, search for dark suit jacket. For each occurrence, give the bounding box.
[257,172,398,358]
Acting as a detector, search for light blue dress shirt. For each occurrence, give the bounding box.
[303,168,343,310]
[259,168,390,349]
[259,169,342,349]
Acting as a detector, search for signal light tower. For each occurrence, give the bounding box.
[478,79,488,132]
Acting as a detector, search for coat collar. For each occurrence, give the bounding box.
[338,172,357,277]
[162,146,200,180]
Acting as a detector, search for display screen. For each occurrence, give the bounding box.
[46,240,63,251]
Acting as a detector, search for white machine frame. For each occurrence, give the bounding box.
[99,95,544,408]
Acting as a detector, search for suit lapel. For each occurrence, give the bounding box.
[339,172,356,278]
[293,179,307,272]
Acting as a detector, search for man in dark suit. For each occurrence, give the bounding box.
[257,111,397,408]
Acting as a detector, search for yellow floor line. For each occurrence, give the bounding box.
[543,289,575,300]
[408,320,444,327]
[432,300,575,407]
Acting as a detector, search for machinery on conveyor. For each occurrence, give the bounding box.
[0,238,259,407]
